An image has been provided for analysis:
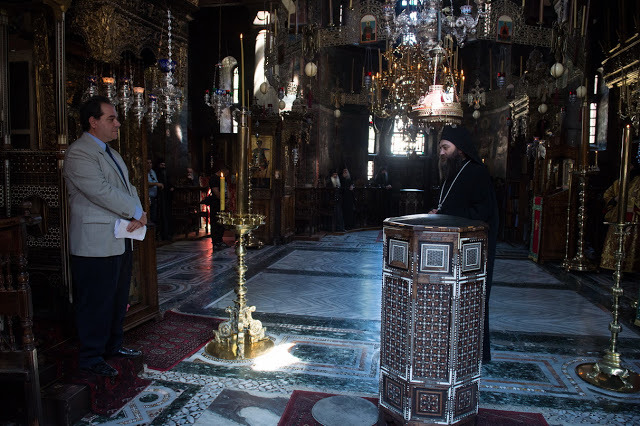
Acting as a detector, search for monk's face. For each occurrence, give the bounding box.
[439,139,461,160]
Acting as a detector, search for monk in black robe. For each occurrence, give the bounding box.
[428,125,499,364]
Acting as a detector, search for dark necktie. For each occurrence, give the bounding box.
[105,144,129,191]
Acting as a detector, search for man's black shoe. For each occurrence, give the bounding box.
[84,361,118,377]
[109,347,142,358]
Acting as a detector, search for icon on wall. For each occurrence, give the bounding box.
[496,15,513,43]
[361,15,377,43]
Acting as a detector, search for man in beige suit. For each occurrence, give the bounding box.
[63,96,146,377]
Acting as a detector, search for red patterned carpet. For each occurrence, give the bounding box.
[124,310,222,371]
[70,358,150,416]
[278,390,548,426]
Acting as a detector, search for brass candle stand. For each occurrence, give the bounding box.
[576,125,640,393]
[245,165,264,249]
[205,211,273,360]
[562,166,596,272]
[205,107,273,360]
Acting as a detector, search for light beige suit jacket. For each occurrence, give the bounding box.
[63,133,143,257]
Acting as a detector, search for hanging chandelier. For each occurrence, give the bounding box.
[370,39,463,126]
[382,0,489,50]
[79,10,183,132]
[152,9,184,130]
[368,1,482,125]
[411,42,463,126]
[205,85,233,121]
[204,3,233,122]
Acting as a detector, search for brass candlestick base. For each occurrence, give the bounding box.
[576,222,640,393]
[206,211,273,360]
[562,256,596,271]
[577,352,640,393]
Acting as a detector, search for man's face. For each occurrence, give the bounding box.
[146,159,152,170]
[90,103,120,142]
[439,139,459,160]
[439,139,465,181]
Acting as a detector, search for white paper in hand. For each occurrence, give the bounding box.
[114,219,147,241]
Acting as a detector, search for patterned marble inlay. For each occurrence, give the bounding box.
[455,384,474,413]
[206,272,381,320]
[388,238,409,269]
[491,287,640,338]
[382,375,404,411]
[192,334,379,379]
[414,388,444,417]
[381,275,410,375]
[419,242,452,274]
[269,249,382,276]
[413,282,450,380]
[461,241,482,273]
[493,259,562,284]
[456,281,483,378]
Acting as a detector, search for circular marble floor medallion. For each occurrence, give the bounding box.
[311,395,378,426]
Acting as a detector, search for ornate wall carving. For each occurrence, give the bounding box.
[32,11,58,151]
[477,0,552,47]
[69,0,191,64]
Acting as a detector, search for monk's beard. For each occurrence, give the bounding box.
[439,154,465,183]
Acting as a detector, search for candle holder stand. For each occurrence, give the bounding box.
[576,222,640,392]
[576,124,640,392]
[562,167,596,272]
[205,107,273,360]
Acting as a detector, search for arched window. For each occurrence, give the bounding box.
[219,56,238,134]
[390,116,424,155]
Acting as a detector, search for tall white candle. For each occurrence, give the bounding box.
[329,0,333,25]
[240,34,245,108]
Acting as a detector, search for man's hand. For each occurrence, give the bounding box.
[127,212,147,231]
[158,182,164,190]
[428,209,438,214]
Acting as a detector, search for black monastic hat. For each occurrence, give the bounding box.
[440,126,482,164]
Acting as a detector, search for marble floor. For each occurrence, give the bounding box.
[78,230,640,426]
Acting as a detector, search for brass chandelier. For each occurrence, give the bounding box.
[371,39,464,126]
[370,0,488,126]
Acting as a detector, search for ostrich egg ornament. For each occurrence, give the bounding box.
[305,62,318,77]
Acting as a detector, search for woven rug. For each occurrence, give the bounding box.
[70,358,150,416]
[124,310,222,371]
[278,390,548,426]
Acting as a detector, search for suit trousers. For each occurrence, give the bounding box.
[71,243,133,368]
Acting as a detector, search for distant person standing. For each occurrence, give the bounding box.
[327,168,345,232]
[374,165,393,221]
[340,167,356,230]
[63,96,144,377]
[374,165,392,189]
